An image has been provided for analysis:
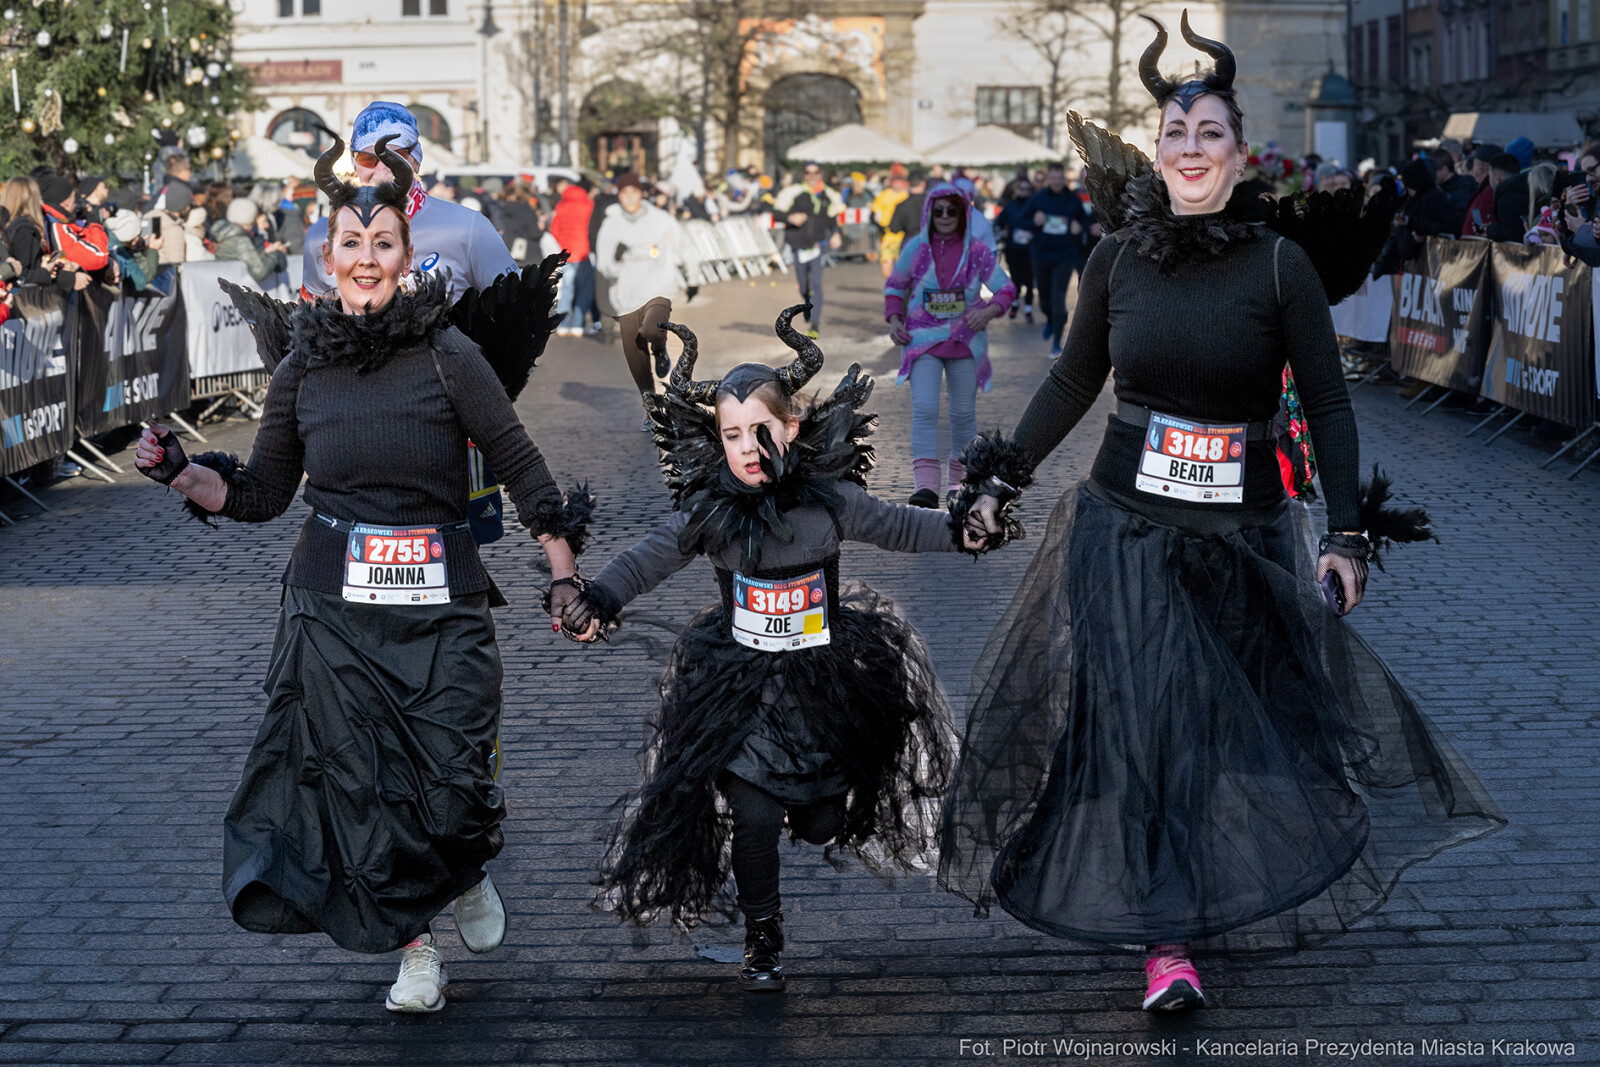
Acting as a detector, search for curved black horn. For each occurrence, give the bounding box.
[1139,15,1175,103]
[312,125,347,202]
[664,321,718,404]
[374,133,414,194]
[773,304,823,394]
[1181,10,1237,91]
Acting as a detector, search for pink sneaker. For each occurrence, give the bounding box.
[1143,945,1204,1011]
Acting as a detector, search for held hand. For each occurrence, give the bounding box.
[888,315,911,346]
[968,494,1003,548]
[546,580,587,637]
[557,589,604,642]
[1315,553,1368,615]
[134,420,189,485]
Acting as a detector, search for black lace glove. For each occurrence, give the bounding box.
[1317,532,1371,616]
[138,422,189,486]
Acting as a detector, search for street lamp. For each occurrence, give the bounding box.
[478,0,500,163]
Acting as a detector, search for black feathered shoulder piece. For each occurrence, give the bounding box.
[219,281,295,374]
[644,337,876,573]
[292,270,452,373]
[1118,170,1262,273]
[448,251,566,400]
[1260,186,1397,304]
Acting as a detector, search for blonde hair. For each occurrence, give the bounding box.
[1527,163,1557,230]
[0,177,44,235]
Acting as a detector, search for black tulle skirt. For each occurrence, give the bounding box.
[223,587,506,954]
[939,480,1503,953]
[595,584,954,929]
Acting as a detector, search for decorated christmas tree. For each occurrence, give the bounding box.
[0,0,256,177]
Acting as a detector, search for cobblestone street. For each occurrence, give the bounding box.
[3,262,1599,1066]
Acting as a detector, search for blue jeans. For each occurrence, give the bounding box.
[559,258,595,330]
[908,353,978,461]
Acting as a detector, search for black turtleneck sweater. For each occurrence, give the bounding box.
[1012,190,1361,532]
[212,283,564,595]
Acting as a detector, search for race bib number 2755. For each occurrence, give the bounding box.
[342,524,450,604]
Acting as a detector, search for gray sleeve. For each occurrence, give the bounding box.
[835,481,958,553]
[590,511,700,607]
[467,212,518,289]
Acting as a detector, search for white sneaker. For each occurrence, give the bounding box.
[453,873,506,954]
[386,932,447,1013]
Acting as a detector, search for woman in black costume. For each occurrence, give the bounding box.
[134,134,592,1014]
[941,12,1503,1011]
[561,310,998,991]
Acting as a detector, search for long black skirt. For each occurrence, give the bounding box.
[939,480,1503,953]
[595,584,954,930]
[223,586,506,955]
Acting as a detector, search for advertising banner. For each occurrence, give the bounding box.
[181,260,294,380]
[74,283,188,438]
[1482,243,1595,426]
[1386,238,1492,393]
[0,288,73,477]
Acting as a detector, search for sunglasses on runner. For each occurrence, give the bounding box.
[352,146,416,168]
[930,204,961,218]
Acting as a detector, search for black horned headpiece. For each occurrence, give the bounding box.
[666,303,825,406]
[1139,10,1241,123]
[313,126,414,227]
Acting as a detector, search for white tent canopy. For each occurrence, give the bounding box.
[783,123,924,166]
[924,125,1060,167]
[1440,112,1585,150]
[229,136,317,180]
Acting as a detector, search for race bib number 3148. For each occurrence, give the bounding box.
[1134,412,1246,503]
[342,524,450,604]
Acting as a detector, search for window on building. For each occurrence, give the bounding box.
[403,0,420,13]
[1581,0,1591,40]
[1368,19,1381,82]
[278,0,318,13]
[1387,15,1403,84]
[1353,24,1365,83]
[975,86,1042,137]
[278,0,292,15]
[430,0,447,13]
[1441,24,1453,83]
[1482,16,1493,78]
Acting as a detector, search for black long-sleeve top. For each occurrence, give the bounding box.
[1012,223,1362,532]
[211,284,564,595]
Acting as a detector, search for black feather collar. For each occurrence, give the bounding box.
[1118,170,1263,273]
[292,271,452,373]
[645,366,877,573]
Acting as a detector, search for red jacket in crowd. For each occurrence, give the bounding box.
[549,184,594,261]
[1461,179,1496,237]
[41,203,110,272]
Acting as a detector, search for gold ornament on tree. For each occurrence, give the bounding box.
[171,100,185,115]
[20,117,35,133]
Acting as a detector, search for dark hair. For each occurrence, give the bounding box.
[1580,141,1600,165]
[1490,153,1521,175]
[1427,148,1455,173]
[202,180,233,221]
[908,166,927,185]
[1047,160,1066,172]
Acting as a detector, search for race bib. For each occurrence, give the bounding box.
[1012,229,1033,246]
[731,568,829,651]
[1134,412,1247,504]
[1042,214,1069,236]
[342,524,450,604]
[923,288,966,319]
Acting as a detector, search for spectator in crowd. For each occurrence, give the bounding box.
[146,152,195,215]
[1523,163,1559,243]
[1557,141,1600,265]
[102,206,161,293]
[76,175,112,224]
[2,177,83,292]
[1374,157,1458,274]
[549,176,596,338]
[210,198,289,283]
[37,172,110,283]
[1432,148,1476,221]
[1460,144,1501,236]
[1484,137,1534,242]
[495,182,545,266]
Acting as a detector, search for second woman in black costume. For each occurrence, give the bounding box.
[942,12,1502,1012]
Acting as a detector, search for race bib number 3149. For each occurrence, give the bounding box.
[731,568,829,651]
[342,524,450,604]
[1134,412,1246,503]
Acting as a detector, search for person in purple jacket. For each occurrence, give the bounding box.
[884,183,1016,507]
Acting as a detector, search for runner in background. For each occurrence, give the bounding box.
[772,163,845,339]
[872,163,911,280]
[1022,161,1088,358]
[996,176,1037,323]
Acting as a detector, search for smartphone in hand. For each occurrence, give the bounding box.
[1320,571,1347,617]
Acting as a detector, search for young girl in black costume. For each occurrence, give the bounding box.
[561,306,1001,991]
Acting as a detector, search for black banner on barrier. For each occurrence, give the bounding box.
[0,288,73,478]
[74,283,188,438]
[1387,238,1491,392]
[1482,244,1595,427]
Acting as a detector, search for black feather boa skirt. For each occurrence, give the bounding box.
[592,369,955,930]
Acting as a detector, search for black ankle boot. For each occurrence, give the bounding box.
[739,912,785,992]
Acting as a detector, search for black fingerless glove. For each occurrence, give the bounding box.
[948,433,1035,557]
[139,425,189,486]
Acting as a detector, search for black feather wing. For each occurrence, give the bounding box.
[1067,111,1153,234]
[1262,187,1397,305]
[447,251,566,400]
[218,279,295,374]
